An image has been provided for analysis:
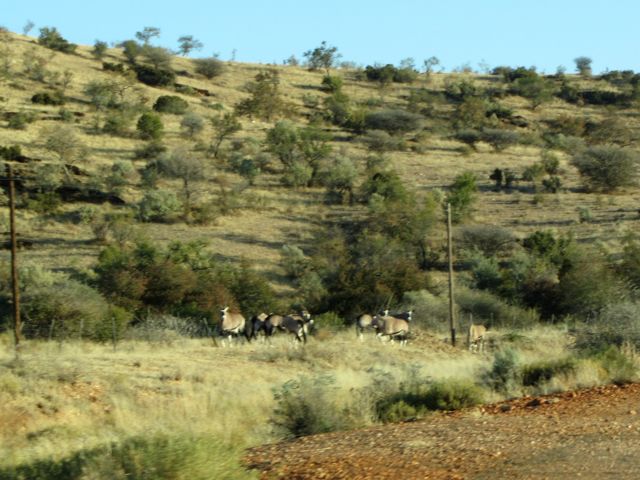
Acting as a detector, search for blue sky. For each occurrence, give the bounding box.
[3,0,639,73]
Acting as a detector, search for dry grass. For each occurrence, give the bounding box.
[2,322,629,474]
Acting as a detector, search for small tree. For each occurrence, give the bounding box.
[210,113,242,157]
[446,172,477,223]
[135,26,161,45]
[572,146,639,192]
[156,147,205,218]
[120,40,142,65]
[38,27,76,54]
[137,112,164,140]
[423,56,440,76]
[235,69,290,121]
[303,41,340,74]
[22,20,35,36]
[574,56,592,76]
[181,112,205,139]
[177,35,203,56]
[92,40,108,60]
[141,45,172,70]
[44,126,85,166]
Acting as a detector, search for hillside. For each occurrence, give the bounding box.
[1,29,637,297]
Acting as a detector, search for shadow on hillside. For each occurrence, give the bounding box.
[213,232,284,251]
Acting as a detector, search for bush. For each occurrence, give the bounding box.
[7,112,35,130]
[134,65,175,87]
[481,128,520,151]
[38,27,76,54]
[321,75,343,93]
[272,374,368,438]
[375,377,484,422]
[363,130,405,152]
[137,112,164,140]
[458,225,515,258]
[193,57,225,79]
[137,189,182,222]
[522,357,578,386]
[31,91,65,106]
[484,348,522,394]
[364,109,423,134]
[0,145,22,161]
[592,346,637,384]
[456,288,539,329]
[0,434,253,480]
[153,95,189,114]
[19,277,130,341]
[572,146,639,192]
[573,302,640,351]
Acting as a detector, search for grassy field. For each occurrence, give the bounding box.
[1,323,636,478]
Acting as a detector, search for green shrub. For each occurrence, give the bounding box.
[321,75,343,93]
[136,112,164,140]
[102,111,135,136]
[484,348,522,394]
[134,142,166,160]
[272,374,368,438]
[134,65,175,87]
[481,128,520,151]
[31,91,65,105]
[456,288,538,329]
[153,95,189,114]
[572,146,639,192]
[364,109,423,134]
[38,27,76,54]
[137,190,182,222]
[592,346,637,384]
[7,112,35,130]
[193,57,225,79]
[375,377,484,422]
[0,145,22,161]
[20,278,129,341]
[0,434,254,480]
[363,130,405,152]
[522,357,578,386]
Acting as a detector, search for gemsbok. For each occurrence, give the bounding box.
[269,310,313,344]
[373,314,410,346]
[467,323,487,353]
[249,312,270,342]
[355,313,375,341]
[219,306,249,346]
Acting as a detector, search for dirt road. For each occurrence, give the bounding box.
[245,383,640,479]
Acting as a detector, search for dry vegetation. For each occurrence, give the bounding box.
[2,325,635,478]
[0,30,637,282]
[1,27,640,478]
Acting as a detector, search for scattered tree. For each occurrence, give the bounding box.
[574,56,592,76]
[303,41,340,74]
[177,35,203,56]
[92,40,108,60]
[235,69,290,121]
[135,26,161,45]
[38,27,76,54]
[22,20,35,36]
[210,113,242,157]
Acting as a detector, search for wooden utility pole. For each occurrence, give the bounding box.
[446,203,456,346]
[7,164,21,348]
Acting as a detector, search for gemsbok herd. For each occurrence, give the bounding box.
[218,306,487,351]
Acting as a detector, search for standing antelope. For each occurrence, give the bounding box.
[355,313,375,341]
[219,306,249,346]
[467,323,487,353]
[372,314,410,346]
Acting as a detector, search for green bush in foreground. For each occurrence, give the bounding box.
[0,434,256,480]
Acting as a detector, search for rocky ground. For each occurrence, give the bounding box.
[245,383,640,479]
